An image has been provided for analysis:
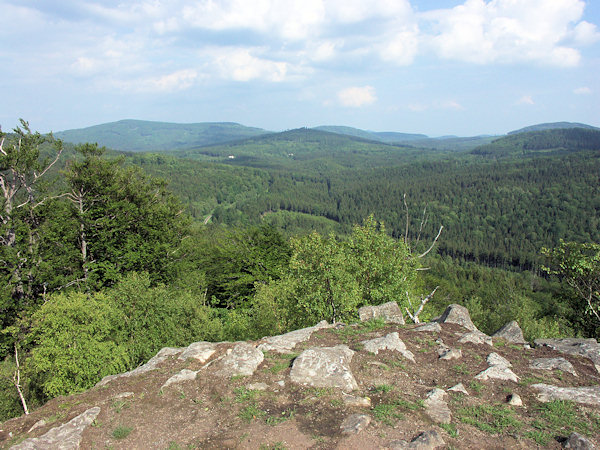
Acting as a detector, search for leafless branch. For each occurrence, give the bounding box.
[418,225,443,258]
[403,193,409,245]
[405,286,439,324]
[13,344,29,415]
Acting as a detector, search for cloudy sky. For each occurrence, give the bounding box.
[1,0,599,136]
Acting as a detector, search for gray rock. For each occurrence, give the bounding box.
[14,407,101,450]
[475,365,519,382]
[161,369,198,389]
[27,419,47,433]
[448,383,469,395]
[390,430,446,450]
[532,384,600,406]
[215,343,264,377]
[340,413,371,434]
[535,338,600,373]
[436,304,476,331]
[257,320,329,353]
[113,392,134,399]
[290,345,358,392]
[438,347,462,360]
[507,393,523,406]
[492,320,527,344]
[358,301,405,324]
[458,330,493,346]
[97,347,182,387]
[487,352,512,368]
[423,388,451,424]
[563,432,596,449]
[246,382,268,391]
[342,393,372,407]
[178,341,217,363]
[413,322,442,333]
[362,332,415,362]
[530,357,577,376]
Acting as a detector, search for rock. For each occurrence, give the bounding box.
[97,347,182,387]
[276,380,285,387]
[246,382,268,391]
[389,430,446,450]
[436,304,476,331]
[340,413,371,434]
[487,352,512,367]
[448,383,469,395]
[507,393,522,406]
[532,384,600,406]
[530,357,577,376]
[113,392,135,399]
[290,345,358,392]
[458,330,493,346]
[438,347,462,360]
[413,322,442,333]
[475,365,519,382]
[13,407,101,450]
[27,419,47,433]
[362,332,415,362]
[178,341,217,363]
[215,343,264,377]
[423,388,451,424]
[492,320,527,344]
[563,432,596,449]
[342,393,372,407]
[257,320,329,353]
[358,301,405,324]
[535,338,600,373]
[162,369,198,389]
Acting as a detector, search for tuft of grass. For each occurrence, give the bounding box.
[523,430,552,446]
[234,387,260,403]
[439,422,458,438]
[453,364,470,375]
[112,425,133,439]
[394,397,424,411]
[266,408,296,425]
[239,404,266,422]
[372,384,394,393]
[518,376,546,386]
[531,400,590,436]
[372,403,404,426]
[259,443,287,450]
[468,380,484,395]
[111,399,129,413]
[457,404,521,434]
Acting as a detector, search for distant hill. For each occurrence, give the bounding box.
[314,126,427,143]
[472,128,600,157]
[508,122,599,135]
[55,119,270,152]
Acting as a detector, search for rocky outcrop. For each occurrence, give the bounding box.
[563,432,596,449]
[492,321,527,344]
[340,413,371,434]
[535,338,600,373]
[458,330,493,346]
[475,352,519,382]
[290,345,358,391]
[436,304,476,331]
[358,301,405,324]
[362,332,415,362]
[178,341,217,363]
[532,384,600,406]
[423,388,451,424]
[530,357,577,376]
[257,320,329,353]
[215,342,264,377]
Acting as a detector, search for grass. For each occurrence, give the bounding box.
[453,363,470,375]
[518,376,546,386]
[372,403,404,426]
[234,387,261,403]
[394,397,424,411]
[531,400,590,436]
[239,404,266,422]
[112,425,133,439]
[523,430,552,446]
[111,399,129,413]
[259,443,287,450]
[457,404,521,434]
[372,384,394,393]
[439,422,459,438]
[266,408,296,425]
[468,380,484,395]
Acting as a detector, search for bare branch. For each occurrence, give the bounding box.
[415,204,428,246]
[13,344,29,415]
[405,286,439,324]
[418,225,443,258]
[403,193,409,245]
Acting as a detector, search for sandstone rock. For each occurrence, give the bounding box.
[438,347,462,360]
[487,352,512,368]
[532,384,600,406]
[178,341,217,363]
[389,430,445,450]
[215,343,264,378]
[342,393,372,407]
[563,432,596,449]
[362,332,415,362]
[162,369,198,388]
[436,304,476,331]
[475,365,519,382]
[423,388,451,424]
[530,357,577,376]
[290,345,358,392]
[413,322,442,333]
[458,330,493,346]
[492,320,527,344]
[14,407,100,450]
[340,413,371,434]
[448,383,469,395]
[535,338,600,373]
[358,301,405,324]
[257,320,329,353]
[507,393,522,406]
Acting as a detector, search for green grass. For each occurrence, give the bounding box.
[372,403,404,426]
[452,364,470,375]
[394,397,424,411]
[234,387,261,403]
[531,400,590,436]
[468,380,484,395]
[239,404,266,422]
[457,404,521,434]
[372,384,394,393]
[112,425,133,439]
[523,430,552,446]
[266,408,296,425]
[259,442,287,450]
[439,422,459,438]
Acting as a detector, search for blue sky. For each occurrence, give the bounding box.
[1,0,598,136]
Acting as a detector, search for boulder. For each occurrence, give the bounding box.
[438,347,462,360]
[436,304,476,331]
[492,320,527,344]
[413,322,442,333]
[215,343,264,378]
[358,301,405,324]
[507,393,522,406]
[342,393,372,407]
[563,432,596,449]
[362,332,415,362]
[458,330,493,346]
[532,384,600,406]
[448,383,469,395]
[161,369,198,389]
[257,320,329,353]
[290,345,358,392]
[530,357,577,376]
[535,338,600,373]
[13,407,101,450]
[487,352,512,368]
[178,341,217,363]
[475,365,519,382]
[340,413,371,434]
[423,388,451,424]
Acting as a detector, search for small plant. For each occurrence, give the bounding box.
[457,404,521,434]
[372,403,404,426]
[234,387,260,403]
[266,408,296,425]
[259,443,287,450]
[523,430,551,446]
[239,404,266,422]
[112,425,133,439]
[453,364,470,375]
[372,384,394,393]
[439,422,458,438]
[468,380,484,395]
[394,397,423,411]
[179,391,186,399]
[532,400,589,435]
[111,399,129,413]
[167,442,183,450]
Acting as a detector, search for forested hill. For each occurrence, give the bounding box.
[313,125,427,143]
[508,121,600,135]
[472,127,600,157]
[55,119,270,152]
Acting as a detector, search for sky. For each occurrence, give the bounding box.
[1,0,599,137]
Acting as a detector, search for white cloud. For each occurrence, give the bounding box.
[212,48,289,82]
[573,86,592,95]
[517,95,535,105]
[145,69,199,92]
[337,86,377,107]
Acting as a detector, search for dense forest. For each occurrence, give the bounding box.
[0,121,598,422]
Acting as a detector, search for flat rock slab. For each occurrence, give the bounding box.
[362,332,415,362]
[162,368,198,389]
[492,320,527,344]
[530,357,577,376]
[448,383,469,395]
[535,338,600,373]
[532,384,600,406]
[475,365,519,382]
[13,407,101,450]
[178,342,217,363]
[340,413,371,434]
[358,301,405,324]
[257,320,328,353]
[390,430,445,450]
[423,388,451,424]
[343,393,372,407]
[436,304,476,331]
[414,322,442,333]
[487,352,512,368]
[458,330,493,346]
[290,345,358,392]
[438,347,462,360]
[215,343,264,377]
